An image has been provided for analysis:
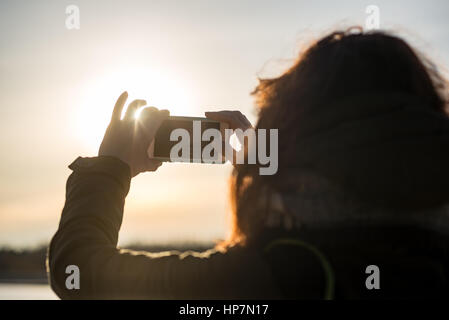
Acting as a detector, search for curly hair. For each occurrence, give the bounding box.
[222,28,449,248]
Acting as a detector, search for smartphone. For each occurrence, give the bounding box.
[149,116,229,163]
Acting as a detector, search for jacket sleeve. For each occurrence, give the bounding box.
[47,156,279,299]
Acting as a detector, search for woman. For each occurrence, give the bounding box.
[48,29,449,299]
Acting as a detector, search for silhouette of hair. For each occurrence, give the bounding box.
[223,28,449,248]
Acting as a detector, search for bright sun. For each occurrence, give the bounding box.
[73,67,196,152]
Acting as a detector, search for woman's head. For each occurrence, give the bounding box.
[225,28,448,247]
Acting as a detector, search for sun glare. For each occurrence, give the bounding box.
[73,67,196,153]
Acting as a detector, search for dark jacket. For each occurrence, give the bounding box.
[48,156,282,299]
[47,155,449,299]
[48,93,449,299]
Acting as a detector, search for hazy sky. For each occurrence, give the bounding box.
[1,0,449,247]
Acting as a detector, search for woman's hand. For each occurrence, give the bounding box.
[205,110,253,165]
[205,110,252,131]
[99,91,169,177]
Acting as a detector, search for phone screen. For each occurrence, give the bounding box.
[153,117,221,162]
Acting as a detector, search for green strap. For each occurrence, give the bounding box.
[265,238,335,300]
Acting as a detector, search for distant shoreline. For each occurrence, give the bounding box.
[0,243,215,287]
[0,278,48,285]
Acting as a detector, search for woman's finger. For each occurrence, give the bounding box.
[205,110,252,130]
[138,106,159,122]
[236,113,253,130]
[124,99,146,120]
[111,91,128,122]
[205,111,241,129]
[139,109,170,138]
[205,110,232,122]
